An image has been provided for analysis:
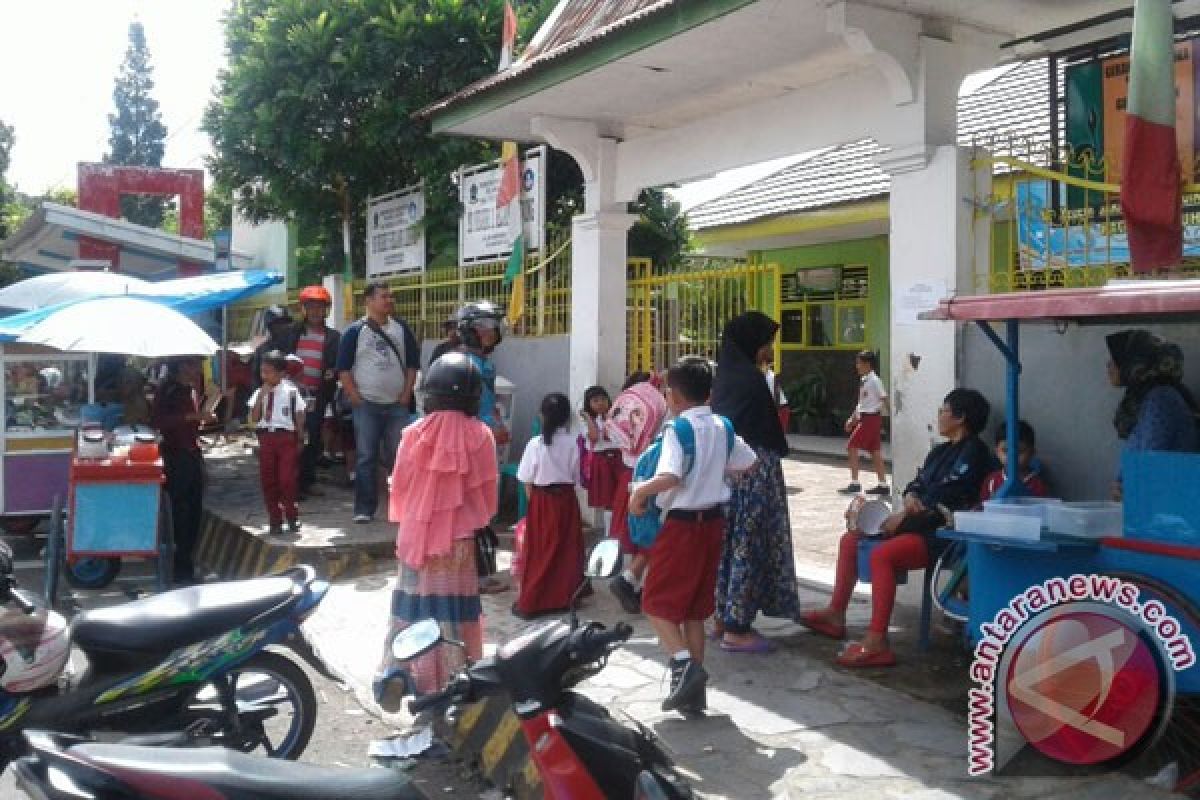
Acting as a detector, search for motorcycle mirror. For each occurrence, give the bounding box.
[391,619,443,661]
[584,539,622,580]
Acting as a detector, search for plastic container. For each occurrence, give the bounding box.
[1045,503,1123,539]
[954,511,1042,541]
[983,497,1062,526]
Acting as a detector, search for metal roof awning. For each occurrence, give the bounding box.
[0,203,253,279]
[921,280,1200,323]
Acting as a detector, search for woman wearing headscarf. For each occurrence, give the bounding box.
[1106,329,1199,499]
[711,312,799,652]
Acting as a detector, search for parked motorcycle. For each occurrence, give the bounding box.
[0,540,331,768]
[392,538,694,800]
[12,541,691,800]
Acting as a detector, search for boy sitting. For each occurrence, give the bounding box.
[628,357,756,714]
[979,419,1048,502]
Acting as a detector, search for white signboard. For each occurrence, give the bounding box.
[458,146,546,266]
[895,280,948,326]
[367,184,425,278]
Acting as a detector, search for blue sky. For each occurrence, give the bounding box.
[3,0,227,194]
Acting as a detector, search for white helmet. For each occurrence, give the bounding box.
[0,604,70,692]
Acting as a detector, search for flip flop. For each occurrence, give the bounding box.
[720,635,777,654]
[835,642,896,668]
[797,611,846,641]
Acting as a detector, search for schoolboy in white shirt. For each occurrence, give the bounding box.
[840,350,890,496]
[628,356,756,714]
[248,350,306,535]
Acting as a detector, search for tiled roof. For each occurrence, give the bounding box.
[419,0,680,118]
[689,59,1051,230]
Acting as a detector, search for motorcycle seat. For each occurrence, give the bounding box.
[71,568,310,657]
[68,742,423,800]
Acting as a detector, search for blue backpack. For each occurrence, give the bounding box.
[628,415,735,548]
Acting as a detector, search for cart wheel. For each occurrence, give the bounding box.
[44,497,64,608]
[930,541,969,623]
[1,516,42,536]
[65,557,121,589]
[1105,572,1200,792]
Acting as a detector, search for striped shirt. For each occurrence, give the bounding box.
[295,330,325,391]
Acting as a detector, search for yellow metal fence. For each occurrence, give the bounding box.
[973,134,1200,293]
[626,257,781,375]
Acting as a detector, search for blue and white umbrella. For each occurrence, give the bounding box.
[10,296,218,357]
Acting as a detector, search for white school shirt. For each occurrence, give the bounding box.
[247,380,304,431]
[654,406,756,512]
[517,428,580,486]
[855,371,887,414]
[586,415,620,453]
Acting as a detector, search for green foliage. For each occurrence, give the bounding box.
[628,188,691,269]
[105,21,170,228]
[0,118,13,241]
[205,0,556,276]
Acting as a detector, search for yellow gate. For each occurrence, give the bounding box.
[626,257,781,376]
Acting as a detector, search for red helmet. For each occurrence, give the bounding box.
[298,285,332,305]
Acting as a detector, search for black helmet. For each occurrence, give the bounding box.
[424,352,482,401]
[455,300,505,353]
[263,305,292,330]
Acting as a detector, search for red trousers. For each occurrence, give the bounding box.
[258,431,300,524]
[830,531,929,634]
[516,485,584,615]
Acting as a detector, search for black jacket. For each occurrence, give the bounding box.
[900,436,996,536]
[281,322,342,407]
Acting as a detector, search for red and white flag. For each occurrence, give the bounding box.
[499,1,518,71]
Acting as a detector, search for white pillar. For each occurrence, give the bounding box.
[569,210,637,406]
[885,145,982,485]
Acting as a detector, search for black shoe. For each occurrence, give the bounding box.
[610,575,642,614]
[837,483,863,495]
[678,685,708,716]
[268,523,284,536]
[662,658,708,712]
[287,519,301,534]
[865,484,890,496]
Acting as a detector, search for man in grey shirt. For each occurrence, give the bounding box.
[335,282,420,522]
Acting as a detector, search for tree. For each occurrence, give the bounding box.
[0,118,14,240]
[204,0,556,276]
[628,189,691,270]
[105,21,169,228]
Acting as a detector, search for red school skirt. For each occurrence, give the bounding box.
[608,464,643,556]
[587,449,622,509]
[515,484,584,616]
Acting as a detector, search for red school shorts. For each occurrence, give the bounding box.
[847,412,883,452]
[641,516,725,624]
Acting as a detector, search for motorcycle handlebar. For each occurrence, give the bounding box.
[408,676,467,714]
[581,621,634,653]
[9,591,35,615]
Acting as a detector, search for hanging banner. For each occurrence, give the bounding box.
[458,146,546,266]
[1015,180,1200,268]
[366,184,425,278]
[1065,41,1196,194]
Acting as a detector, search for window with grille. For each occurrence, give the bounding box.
[779,265,870,349]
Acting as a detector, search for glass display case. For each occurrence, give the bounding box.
[0,344,94,519]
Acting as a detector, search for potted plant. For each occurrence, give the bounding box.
[787,371,828,435]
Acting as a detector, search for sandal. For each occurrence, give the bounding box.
[720,635,777,654]
[797,611,846,641]
[835,641,896,668]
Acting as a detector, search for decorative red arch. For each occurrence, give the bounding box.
[76,163,205,275]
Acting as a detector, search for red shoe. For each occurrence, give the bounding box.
[836,641,896,668]
[797,611,846,640]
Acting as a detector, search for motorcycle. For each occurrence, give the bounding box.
[12,541,690,800]
[0,540,332,769]
[389,538,694,800]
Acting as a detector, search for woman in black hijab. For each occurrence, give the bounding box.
[1105,329,1198,499]
[710,312,799,652]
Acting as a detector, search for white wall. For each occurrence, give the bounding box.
[231,213,290,303]
[419,334,572,459]
[961,322,1200,502]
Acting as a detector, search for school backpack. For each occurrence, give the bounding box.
[628,415,735,548]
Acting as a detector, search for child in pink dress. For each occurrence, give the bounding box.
[376,354,497,695]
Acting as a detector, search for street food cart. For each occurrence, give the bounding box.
[922,281,1200,782]
[0,344,93,532]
